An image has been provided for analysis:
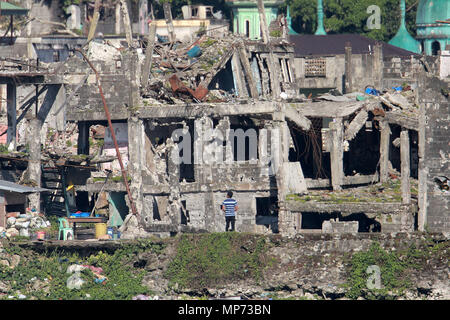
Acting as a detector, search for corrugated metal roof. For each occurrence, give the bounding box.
[0,180,49,193]
[0,1,29,16]
[289,34,421,57]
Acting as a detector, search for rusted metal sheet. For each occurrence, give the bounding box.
[168,74,208,101]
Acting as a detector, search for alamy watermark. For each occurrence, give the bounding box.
[169,126,283,176]
[367,5,381,30]
[366,265,382,289]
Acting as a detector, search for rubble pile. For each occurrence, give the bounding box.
[139,33,239,104]
[0,208,51,239]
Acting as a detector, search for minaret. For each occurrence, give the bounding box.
[388,0,420,53]
[315,0,326,35]
[286,4,299,35]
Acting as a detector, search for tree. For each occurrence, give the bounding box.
[286,0,418,42]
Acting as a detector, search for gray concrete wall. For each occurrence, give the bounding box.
[419,75,450,232]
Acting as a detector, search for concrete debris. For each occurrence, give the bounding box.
[87,41,121,61]
[384,92,413,109]
[4,208,51,239]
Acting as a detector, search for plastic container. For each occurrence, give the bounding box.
[107,227,114,238]
[187,45,202,58]
[36,231,45,240]
[95,223,107,239]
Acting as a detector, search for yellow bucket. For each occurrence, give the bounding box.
[95,223,107,239]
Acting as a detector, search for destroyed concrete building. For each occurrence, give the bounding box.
[0,1,448,239]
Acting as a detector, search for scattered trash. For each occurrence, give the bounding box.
[434,176,449,191]
[66,272,85,290]
[365,86,380,96]
[67,264,87,274]
[187,45,202,58]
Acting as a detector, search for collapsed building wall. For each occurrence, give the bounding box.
[418,75,450,232]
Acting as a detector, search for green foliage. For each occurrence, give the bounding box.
[270,30,282,37]
[0,239,168,300]
[165,233,268,289]
[286,0,418,42]
[344,242,412,299]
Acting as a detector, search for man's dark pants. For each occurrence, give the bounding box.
[225,216,235,232]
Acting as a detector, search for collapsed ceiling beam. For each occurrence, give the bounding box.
[284,106,311,131]
[344,109,369,141]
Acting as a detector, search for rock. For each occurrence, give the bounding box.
[384,92,412,109]
[0,259,9,268]
[10,255,20,269]
[6,217,16,227]
[322,221,333,233]
[0,280,10,293]
[5,228,19,238]
[19,228,30,237]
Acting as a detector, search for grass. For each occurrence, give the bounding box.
[286,178,417,204]
[0,239,165,300]
[343,240,449,299]
[164,233,270,290]
[343,242,412,299]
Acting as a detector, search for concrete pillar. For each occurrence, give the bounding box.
[256,0,270,43]
[344,43,352,93]
[379,120,391,183]
[373,42,383,89]
[128,117,144,217]
[272,111,294,235]
[238,43,259,98]
[115,2,121,34]
[330,118,344,191]
[119,0,133,47]
[417,98,427,231]
[27,118,42,211]
[231,52,248,98]
[0,191,5,228]
[6,83,16,149]
[77,121,90,155]
[194,116,214,183]
[400,129,411,205]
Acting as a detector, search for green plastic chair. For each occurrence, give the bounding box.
[58,218,74,240]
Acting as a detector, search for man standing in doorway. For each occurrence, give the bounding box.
[222,191,238,232]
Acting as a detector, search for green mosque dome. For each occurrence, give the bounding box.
[389,0,421,53]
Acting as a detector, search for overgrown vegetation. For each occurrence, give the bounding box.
[343,240,449,299]
[0,239,165,300]
[165,233,270,289]
[344,242,411,299]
